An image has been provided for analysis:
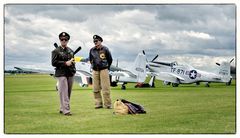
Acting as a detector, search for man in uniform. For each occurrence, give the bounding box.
[89,35,113,109]
[51,32,76,116]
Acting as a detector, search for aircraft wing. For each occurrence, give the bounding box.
[212,77,221,81]
[74,70,92,87]
[154,72,185,83]
[14,67,54,74]
[76,70,92,77]
[14,66,93,87]
[110,71,137,78]
[110,72,126,77]
[109,65,125,72]
[147,71,158,76]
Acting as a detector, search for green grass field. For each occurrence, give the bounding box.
[4,74,236,134]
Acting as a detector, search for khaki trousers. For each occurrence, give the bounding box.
[92,69,112,108]
[57,76,74,114]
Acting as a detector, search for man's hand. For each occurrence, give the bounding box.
[65,58,74,66]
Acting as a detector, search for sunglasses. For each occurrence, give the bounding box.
[60,38,68,41]
[93,40,99,43]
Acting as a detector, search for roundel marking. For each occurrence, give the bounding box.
[189,70,197,79]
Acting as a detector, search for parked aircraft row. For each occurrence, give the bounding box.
[12,44,234,89]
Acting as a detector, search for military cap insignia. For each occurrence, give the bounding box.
[93,35,103,42]
[59,32,70,40]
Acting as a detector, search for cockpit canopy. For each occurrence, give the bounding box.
[170,61,178,66]
[170,61,194,69]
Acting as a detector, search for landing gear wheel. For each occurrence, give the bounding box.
[121,85,126,90]
[205,83,210,87]
[172,83,179,87]
[226,79,232,86]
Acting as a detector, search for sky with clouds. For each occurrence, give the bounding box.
[4,4,236,71]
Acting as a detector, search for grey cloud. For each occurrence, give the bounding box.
[4,4,236,70]
[156,5,235,24]
[5,5,137,23]
[16,17,32,23]
[5,5,87,23]
[154,5,235,37]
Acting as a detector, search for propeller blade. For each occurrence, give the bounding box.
[142,50,145,55]
[74,46,82,55]
[216,63,220,66]
[230,58,234,63]
[54,43,58,48]
[151,55,159,62]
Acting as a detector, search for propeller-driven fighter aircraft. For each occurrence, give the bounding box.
[146,55,233,87]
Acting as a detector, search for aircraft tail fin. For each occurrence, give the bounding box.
[131,52,147,82]
[218,61,231,82]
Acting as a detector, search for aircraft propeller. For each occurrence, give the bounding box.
[151,55,159,62]
[142,50,159,70]
[216,63,220,66]
[54,43,58,48]
[142,50,159,62]
[216,57,234,66]
[53,43,81,55]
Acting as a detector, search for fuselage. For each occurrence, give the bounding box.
[148,61,231,84]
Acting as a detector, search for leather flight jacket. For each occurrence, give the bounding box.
[52,46,76,77]
[89,45,112,71]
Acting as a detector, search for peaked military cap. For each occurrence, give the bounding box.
[59,32,70,40]
[93,35,103,42]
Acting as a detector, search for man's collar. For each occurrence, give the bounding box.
[94,45,102,50]
[60,45,67,50]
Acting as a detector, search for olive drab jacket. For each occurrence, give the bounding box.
[52,46,76,77]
